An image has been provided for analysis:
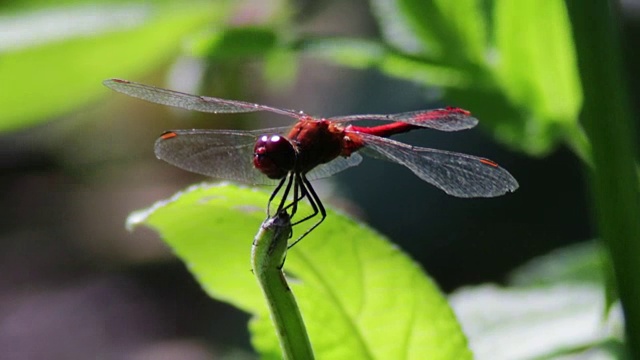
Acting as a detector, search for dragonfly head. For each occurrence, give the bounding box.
[253,134,296,179]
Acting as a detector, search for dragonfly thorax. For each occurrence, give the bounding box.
[253,134,296,179]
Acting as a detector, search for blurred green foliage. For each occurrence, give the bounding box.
[0,1,225,131]
[1,0,583,156]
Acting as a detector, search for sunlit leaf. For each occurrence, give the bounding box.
[399,0,487,64]
[370,0,486,65]
[429,0,487,64]
[494,0,582,127]
[129,183,472,359]
[450,283,624,360]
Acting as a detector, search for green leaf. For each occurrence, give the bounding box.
[190,27,279,60]
[129,183,472,359]
[430,0,488,63]
[507,240,619,316]
[451,242,625,359]
[371,0,487,64]
[0,2,224,132]
[299,38,474,88]
[298,38,386,69]
[263,48,298,90]
[369,0,425,54]
[450,283,624,359]
[494,0,582,128]
[400,0,487,63]
[446,87,559,155]
[508,241,605,287]
[300,3,583,156]
[189,27,299,89]
[566,2,640,352]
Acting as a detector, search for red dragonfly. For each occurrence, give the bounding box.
[104,79,518,246]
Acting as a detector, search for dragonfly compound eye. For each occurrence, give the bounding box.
[253,135,296,179]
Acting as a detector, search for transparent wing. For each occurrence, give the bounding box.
[328,108,478,131]
[154,126,292,185]
[306,153,363,180]
[104,79,305,119]
[358,133,519,197]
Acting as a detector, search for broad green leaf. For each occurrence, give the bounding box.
[129,183,472,359]
[494,0,582,129]
[429,0,487,63]
[0,2,225,132]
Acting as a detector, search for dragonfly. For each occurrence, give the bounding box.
[104,79,518,247]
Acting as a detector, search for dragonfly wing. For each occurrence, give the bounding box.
[306,153,363,181]
[358,133,518,197]
[328,108,478,131]
[154,128,290,185]
[104,79,303,118]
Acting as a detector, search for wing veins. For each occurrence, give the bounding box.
[358,133,518,197]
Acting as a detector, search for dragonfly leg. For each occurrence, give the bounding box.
[281,172,308,219]
[289,174,301,219]
[268,176,288,217]
[290,173,318,227]
[274,172,295,215]
[287,174,326,249]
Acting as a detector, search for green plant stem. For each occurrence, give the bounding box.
[566,0,640,355]
[251,212,314,360]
